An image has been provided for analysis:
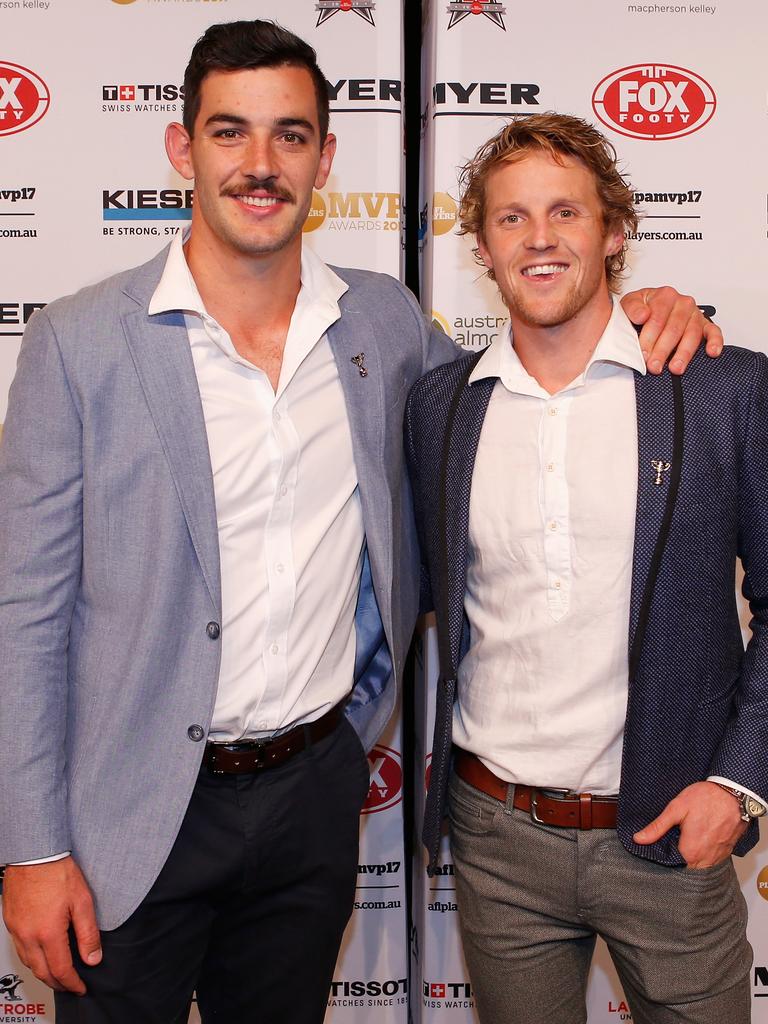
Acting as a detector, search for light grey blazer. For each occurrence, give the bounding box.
[0,247,457,928]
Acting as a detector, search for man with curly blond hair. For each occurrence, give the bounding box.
[406,113,766,1024]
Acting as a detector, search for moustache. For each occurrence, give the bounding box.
[222,180,294,203]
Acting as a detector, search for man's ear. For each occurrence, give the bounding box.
[605,227,625,259]
[315,133,337,190]
[165,122,194,181]
[476,232,494,274]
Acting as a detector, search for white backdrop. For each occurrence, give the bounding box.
[414,1,768,1021]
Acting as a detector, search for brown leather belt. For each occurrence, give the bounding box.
[202,704,344,775]
[454,750,618,830]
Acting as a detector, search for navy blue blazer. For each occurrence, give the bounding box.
[404,343,768,872]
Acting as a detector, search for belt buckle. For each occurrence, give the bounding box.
[209,739,269,775]
[530,787,571,825]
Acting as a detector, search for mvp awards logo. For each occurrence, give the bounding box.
[303,190,400,234]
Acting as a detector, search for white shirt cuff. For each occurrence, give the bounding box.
[708,776,768,813]
[8,851,71,866]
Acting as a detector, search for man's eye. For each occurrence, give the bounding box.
[558,209,574,218]
[282,132,304,144]
[502,214,519,224]
[215,129,241,140]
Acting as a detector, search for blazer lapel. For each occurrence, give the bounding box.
[628,369,684,676]
[439,373,496,677]
[326,311,390,619]
[121,304,222,614]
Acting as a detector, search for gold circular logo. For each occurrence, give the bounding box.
[757,866,768,901]
[432,192,457,236]
[111,1,139,5]
[431,311,452,338]
[302,190,327,233]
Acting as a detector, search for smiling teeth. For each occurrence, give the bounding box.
[522,264,567,277]
[239,196,280,207]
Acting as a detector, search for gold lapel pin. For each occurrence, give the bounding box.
[351,353,368,378]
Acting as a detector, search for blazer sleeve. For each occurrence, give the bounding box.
[708,351,768,800]
[0,308,83,861]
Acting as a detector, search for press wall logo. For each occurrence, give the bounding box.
[102,83,183,113]
[755,966,768,998]
[0,973,47,1023]
[316,0,375,26]
[328,979,407,1009]
[423,981,474,1008]
[362,745,402,814]
[607,999,633,1018]
[0,300,46,338]
[756,865,768,901]
[303,189,400,233]
[0,63,50,137]
[447,0,505,29]
[592,64,716,140]
[432,193,457,236]
[431,309,508,349]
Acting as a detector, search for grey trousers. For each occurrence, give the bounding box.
[449,771,752,1024]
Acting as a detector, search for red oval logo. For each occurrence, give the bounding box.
[592,64,715,140]
[0,62,50,137]
[361,745,403,815]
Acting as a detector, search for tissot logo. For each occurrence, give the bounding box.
[362,745,402,814]
[423,980,474,1005]
[316,0,375,26]
[592,64,716,140]
[102,188,193,220]
[0,62,50,137]
[447,0,506,29]
[102,83,183,112]
[303,190,400,233]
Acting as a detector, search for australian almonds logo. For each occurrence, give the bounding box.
[303,189,400,232]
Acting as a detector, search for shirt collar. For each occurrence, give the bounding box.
[147,231,349,320]
[468,297,646,397]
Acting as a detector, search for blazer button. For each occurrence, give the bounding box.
[206,621,220,640]
[187,724,205,742]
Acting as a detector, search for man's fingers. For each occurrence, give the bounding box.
[72,890,102,968]
[634,805,680,845]
[702,316,724,357]
[666,310,703,375]
[639,293,696,373]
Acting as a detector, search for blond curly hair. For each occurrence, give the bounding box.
[458,113,638,292]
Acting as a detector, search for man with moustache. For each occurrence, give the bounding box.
[0,20,721,1023]
[405,113,766,1024]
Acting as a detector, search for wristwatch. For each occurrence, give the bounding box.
[716,784,767,823]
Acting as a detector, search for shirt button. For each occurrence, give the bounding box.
[554,580,561,590]
[206,621,220,640]
[276,563,285,573]
[270,643,279,655]
[187,724,205,742]
[549,521,558,531]
[548,407,558,417]
[274,410,282,422]
[546,463,555,472]
[280,485,288,497]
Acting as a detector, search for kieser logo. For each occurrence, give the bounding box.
[102,188,193,220]
[102,84,183,112]
[756,865,768,901]
[0,63,50,137]
[316,0,375,26]
[0,301,46,337]
[432,193,457,235]
[447,0,505,30]
[592,64,716,140]
[362,745,402,814]
[303,190,400,233]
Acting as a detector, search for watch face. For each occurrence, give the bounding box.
[745,796,767,819]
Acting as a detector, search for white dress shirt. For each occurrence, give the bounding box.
[149,234,365,740]
[454,300,764,809]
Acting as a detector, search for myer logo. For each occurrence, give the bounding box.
[432,192,457,235]
[592,64,716,140]
[303,190,400,233]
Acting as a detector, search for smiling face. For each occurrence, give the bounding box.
[476,150,623,332]
[165,64,335,265]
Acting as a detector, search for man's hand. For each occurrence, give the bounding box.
[621,287,724,375]
[2,858,102,994]
[633,781,748,869]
